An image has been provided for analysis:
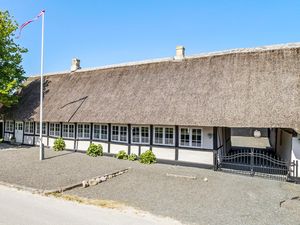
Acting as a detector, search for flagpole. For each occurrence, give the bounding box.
[39,12,45,160]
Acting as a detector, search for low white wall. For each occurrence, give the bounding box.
[23,135,34,145]
[110,143,128,154]
[64,140,75,150]
[48,137,56,148]
[4,133,13,142]
[77,140,90,151]
[130,146,139,155]
[152,147,175,160]
[92,141,109,153]
[178,149,213,165]
[34,136,47,146]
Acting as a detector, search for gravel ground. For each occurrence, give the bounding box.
[0,145,300,225]
[0,145,130,190]
[67,163,300,225]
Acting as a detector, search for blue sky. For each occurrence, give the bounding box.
[2,0,300,76]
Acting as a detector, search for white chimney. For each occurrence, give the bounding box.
[71,58,81,71]
[175,46,185,60]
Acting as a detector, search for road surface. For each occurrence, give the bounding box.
[0,185,181,225]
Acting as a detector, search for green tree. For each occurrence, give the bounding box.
[0,10,27,107]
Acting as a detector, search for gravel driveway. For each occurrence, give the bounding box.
[0,145,300,225]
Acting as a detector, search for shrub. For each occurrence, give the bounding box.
[139,150,156,164]
[116,150,128,160]
[128,153,138,161]
[87,143,103,157]
[53,138,65,151]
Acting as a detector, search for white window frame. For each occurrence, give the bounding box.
[5,120,14,132]
[131,125,150,144]
[93,124,108,141]
[35,122,47,135]
[111,125,128,143]
[77,123,91,139]
[179,127,203,148]
[49,123,61,137]
[153,126,175,146]
[24,121,34,134]
[62,123,75,139]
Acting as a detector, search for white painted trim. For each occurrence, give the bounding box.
[62,123,75,139]
[24,121,34,135]
[77,123,91,140]
[49,122,61,137]
[131,125,150,144]
[178,127,203,148]
[5,120,14,132]
[153,126,175,146]
[111,124,128,143]
[92,123,108,141]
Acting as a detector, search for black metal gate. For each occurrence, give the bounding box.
[217,148,290,181]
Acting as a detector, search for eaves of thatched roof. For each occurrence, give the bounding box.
[3,43,300,130]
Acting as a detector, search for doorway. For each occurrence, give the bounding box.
[15,122,23,143]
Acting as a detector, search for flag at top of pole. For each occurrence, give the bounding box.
[17,10,46,160]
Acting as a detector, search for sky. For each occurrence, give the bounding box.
[2,0,300,76]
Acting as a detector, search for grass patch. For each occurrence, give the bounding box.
[47,192,124,209]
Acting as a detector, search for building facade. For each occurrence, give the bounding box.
[1,44,300,178]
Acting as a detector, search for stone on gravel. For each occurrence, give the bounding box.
[88,179,98,186]
[203,177,208,182]
[82,180,89,188]
[99,176,107,182]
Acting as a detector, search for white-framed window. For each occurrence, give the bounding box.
[179,127,202,148]
[5,120,14,132]
[77,123,91,139]
[111,125,128,143]
[93,124,108,140]
[153,126,174,146]
[35,122,47,135]
[24,121,34,134]
[49,123,61,137]
[131,126,150,144]
[62,123,75,139]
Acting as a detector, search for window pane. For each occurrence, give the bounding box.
[84,125,90,138]
[141,127,149,143]
[132,127,140,143]
[101,125,108,140]
[112,126,119,141]
[180,128,190,146]
[154,127,163,144]
[50,123,55,136]
[78,124,83,138]
[94,125,100,139]
[55,124,60,136]
[192,129,201,147]
[120,126,127,142]
[165,128,174,145]
[62,124,68,137]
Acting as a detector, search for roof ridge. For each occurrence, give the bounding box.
[29,42,300,78]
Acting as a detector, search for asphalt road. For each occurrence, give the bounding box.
[0,185,181,225]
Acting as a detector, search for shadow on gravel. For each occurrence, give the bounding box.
[0,143,33,150]
[45,151,75,160]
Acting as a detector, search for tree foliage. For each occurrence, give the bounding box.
[0,10,27,107]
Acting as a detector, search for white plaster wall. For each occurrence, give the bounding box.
[110,144,128,154]
[77,140,90,151]
[92,141,108,153]
[34,136,47,146]
[202,127,214,149]
[178,149,213,165]
[130,146,139,155]
[23,135,34,145]
[64,140,75,150]
[141,146,150,154]
[152,147,175,160]
[48,137,57,148]
[291,135,300,176]
[4,133,13,142]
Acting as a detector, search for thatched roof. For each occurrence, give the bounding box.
[2,43,300,130]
